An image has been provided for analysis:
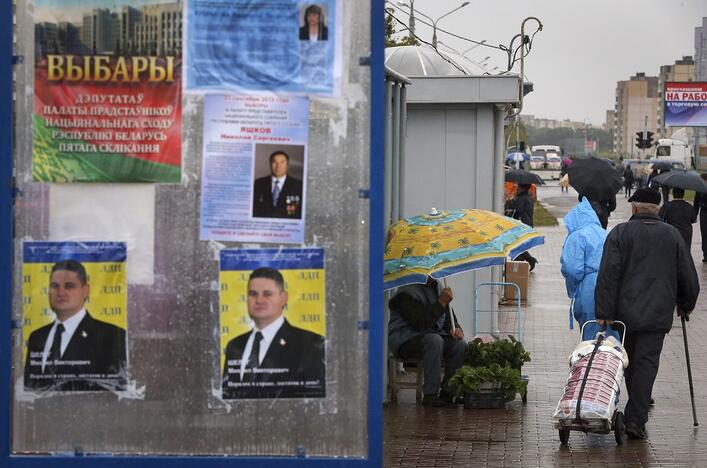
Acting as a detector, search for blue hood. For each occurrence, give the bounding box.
[565,198,601,234]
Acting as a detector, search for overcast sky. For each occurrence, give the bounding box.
[388,0,707,126]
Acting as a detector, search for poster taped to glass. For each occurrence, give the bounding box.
[186,0,342,95]
[219,248,326,400]
[22,241,128,393]
[199,94,309,244]
[33,0,182,182]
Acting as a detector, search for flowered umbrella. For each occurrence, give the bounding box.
[384,208,545,290]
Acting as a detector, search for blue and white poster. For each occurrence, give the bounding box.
[199,94,309,244]
[186,0,341,96]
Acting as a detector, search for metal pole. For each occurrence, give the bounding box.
[681,315,699,427]
[384,80,393,227]
[391,83,401,222]
[398,84,407,218]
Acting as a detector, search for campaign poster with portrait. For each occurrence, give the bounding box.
[219,248,326,400]
[186,0,342,96]
[22,241,128,392]
[33,0,182,183]
[199,94,309,244]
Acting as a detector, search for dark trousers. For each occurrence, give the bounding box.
[399,333,466,396]
[515,251,537,265]
[701,211,707,260]
[622,330,665,427]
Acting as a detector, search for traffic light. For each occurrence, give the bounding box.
[635,131,645,149]
[645,131,655,148]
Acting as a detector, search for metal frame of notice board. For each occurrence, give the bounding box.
[0,0,385,466]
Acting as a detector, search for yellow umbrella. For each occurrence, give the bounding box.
[384,208,544,290]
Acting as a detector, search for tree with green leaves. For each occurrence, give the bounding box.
[385,8,420,48]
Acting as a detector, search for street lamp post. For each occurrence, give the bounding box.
[396,1,469,48]
[431,2,470,48]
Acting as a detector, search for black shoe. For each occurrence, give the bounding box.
[422,394,446,407]
[529,258,538,272]
[625,422,647,440]
[649,397,655,407]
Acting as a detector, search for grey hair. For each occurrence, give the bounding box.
[631,201,660,215]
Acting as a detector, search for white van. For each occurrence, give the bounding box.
[652,138,694,169]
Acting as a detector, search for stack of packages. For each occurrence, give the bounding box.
[552,336,628,426]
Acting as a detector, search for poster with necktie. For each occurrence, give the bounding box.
[199,94,309,244]
[21,241,128,393]
[219,247,326,400]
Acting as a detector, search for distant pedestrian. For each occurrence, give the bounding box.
[560,198,620,341]
[694,173,707,263]
[595,188,700,440]
[560,159,570,193]
[659,187,697,248]
[623,165,635,198]
[508,183,538,270]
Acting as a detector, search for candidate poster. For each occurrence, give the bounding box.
[219,248,326,400]
[22,241,128,392]
[199,94,308,244]
[33,0,182,182]
[186,0,341,95]
[664,82,707,127]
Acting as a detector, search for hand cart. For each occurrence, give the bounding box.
[553,320,627,445]
[473,281,527,404]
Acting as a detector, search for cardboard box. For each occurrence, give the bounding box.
[504,260,529,302]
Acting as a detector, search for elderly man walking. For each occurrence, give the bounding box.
[595,188,700,440]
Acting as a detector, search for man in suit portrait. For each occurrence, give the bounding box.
[222,267,325,399]
[252,150,304,219]
[24,259,127,392]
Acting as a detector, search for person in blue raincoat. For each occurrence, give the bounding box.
[560,198,620,341]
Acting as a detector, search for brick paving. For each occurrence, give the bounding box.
[384,183,707,467]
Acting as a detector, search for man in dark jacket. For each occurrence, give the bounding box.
[595,188,700,439]
[694,173,707,262]
[659,187,697,248]
[509,183,538,270]
[388,278,465,406]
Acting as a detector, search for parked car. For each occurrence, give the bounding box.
[546,153,562,169]
[529,155,545,169]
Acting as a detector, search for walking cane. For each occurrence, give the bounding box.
[681,313,699,427]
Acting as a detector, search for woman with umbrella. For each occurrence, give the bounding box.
[623,164,635,198]
[507,184,539,270]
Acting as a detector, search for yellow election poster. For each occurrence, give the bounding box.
[219,248,326,400]
[22,241,128,392]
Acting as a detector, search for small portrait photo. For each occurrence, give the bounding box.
[252,144,305,220]
[298,3,328,42]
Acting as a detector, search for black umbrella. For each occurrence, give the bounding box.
[505,170,545,185]
[566,156,623,200]
[652,170,707,193]
[649,160,675,171]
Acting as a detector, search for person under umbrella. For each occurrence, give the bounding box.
[659,188,697,248]
[560,198,620,341]
[507,183,538,270]
[566,156,622,230]
[623,164,635,198]
[695,173,707,263]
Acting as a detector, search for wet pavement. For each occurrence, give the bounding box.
[384,182,707,467]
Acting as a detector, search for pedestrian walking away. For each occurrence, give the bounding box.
[595,188,700,440]
[695,173,707,262]
[659,187,697,248]
[560,198,620,342]
[623,164,635,198]
[387,278,466,407]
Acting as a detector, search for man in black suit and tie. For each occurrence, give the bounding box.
[252,150,303,219]
[24,259,127,392]
[222,267,325,399]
